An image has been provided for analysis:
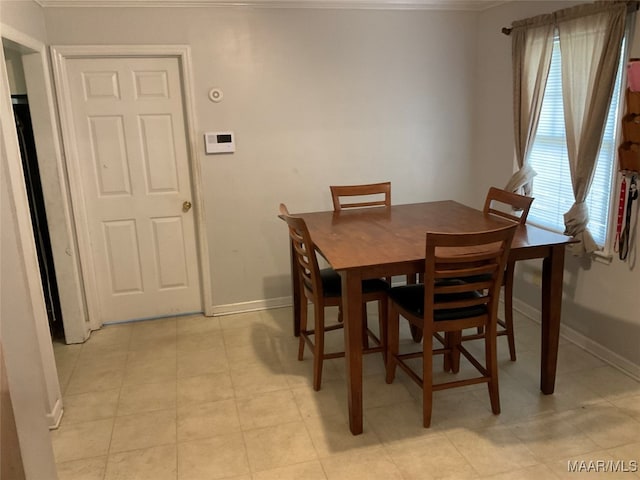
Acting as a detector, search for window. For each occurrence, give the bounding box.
[527,35,625,247]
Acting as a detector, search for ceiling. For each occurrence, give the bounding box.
[35,0,506,10]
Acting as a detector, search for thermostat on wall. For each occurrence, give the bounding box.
[204,132,235,154]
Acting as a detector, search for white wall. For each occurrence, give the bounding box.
[475,1,640,372]
[0,0,48,42]
[3,45,27,94]
[44,6,479,310]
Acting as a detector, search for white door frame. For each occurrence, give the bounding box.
[1,24,64,429]
[51,45,213,329]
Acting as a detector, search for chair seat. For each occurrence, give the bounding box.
[387,282,486,321]
[320,268,389,297]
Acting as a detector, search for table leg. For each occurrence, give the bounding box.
[540,244,565,394]
[290,240,301,337]
[340,269,364,435]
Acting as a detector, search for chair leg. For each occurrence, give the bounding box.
[423,329,433,428]
[312,304,325,391]
[449,331,462,374]
[377,297,388,363]
[504,263,517,361]
[406,274,424,343]
[298,299,308,361]
[362,303,369,349]
[385,303,399,384]
[485,322,501,415]
[409,324,423,343]
[442,332,451,372]
[441,332,461,373]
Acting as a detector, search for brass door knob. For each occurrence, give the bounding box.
[182,201,192,213]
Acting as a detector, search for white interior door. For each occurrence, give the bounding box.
[64,56,201,324]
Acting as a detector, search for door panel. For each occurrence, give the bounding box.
[133,70,169,99]
[88,115,131,196]
[103,219,144,295]
[82,71,120,100]
[151,217,189,289]
[65,56,201,323]
[139,114,179,193]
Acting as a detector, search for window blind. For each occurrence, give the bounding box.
[527,37,624,246]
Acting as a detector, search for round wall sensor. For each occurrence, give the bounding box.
[208,88,223,103]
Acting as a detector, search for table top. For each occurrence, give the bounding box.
[293,201,575,271]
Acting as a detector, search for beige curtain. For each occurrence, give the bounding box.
[506,15,555,196]
[557,2,627,254]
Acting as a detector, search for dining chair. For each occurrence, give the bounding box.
[279,204,389,391]
[409,187,533,360]
[385,224,517,427]
[479,187,534,361]
[329,181,419,343]
[330,181,391,211]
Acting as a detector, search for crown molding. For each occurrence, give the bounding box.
[34,0,506,11]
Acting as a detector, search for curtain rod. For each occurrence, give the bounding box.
[501,1,638,36]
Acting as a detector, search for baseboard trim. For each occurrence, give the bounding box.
[212,296,292,316]
[47,398,64,430]
[513,298,640,382]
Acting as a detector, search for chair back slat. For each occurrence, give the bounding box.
[483,186,534,224]
[279,204,323,300]
[435,278,495,295]
[330,182,391,211]
[424,226,517,324]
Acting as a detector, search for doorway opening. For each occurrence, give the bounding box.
[11,93,64,341]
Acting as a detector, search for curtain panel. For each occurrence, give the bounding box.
[508,1,633,255]
[506,17,554,196]
[558,3,627,254]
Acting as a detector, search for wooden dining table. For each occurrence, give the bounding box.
[285,200,575,435]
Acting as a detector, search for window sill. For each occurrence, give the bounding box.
[592,249,614,265]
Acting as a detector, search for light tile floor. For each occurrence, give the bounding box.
[52,306,640,480]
